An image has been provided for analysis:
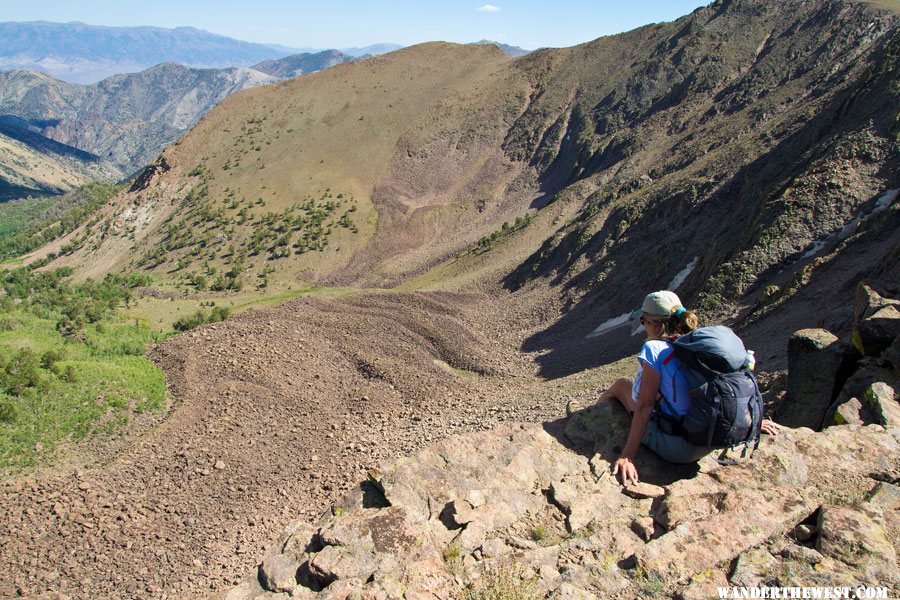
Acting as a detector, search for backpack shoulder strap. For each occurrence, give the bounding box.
[657,342,682,418]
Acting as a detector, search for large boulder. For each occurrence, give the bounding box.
[852,283,900,358]
[782,329,851,429]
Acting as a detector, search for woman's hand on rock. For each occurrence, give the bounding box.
[612,457,639,487]
[761,419,782,436]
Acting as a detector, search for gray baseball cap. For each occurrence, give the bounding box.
[632,290,682,319]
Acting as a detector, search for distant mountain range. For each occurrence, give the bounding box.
[0,21,537,200]
[473,40,530,57]
[0,21,403,84]
[251,50,353,79]
[338,44,405,58]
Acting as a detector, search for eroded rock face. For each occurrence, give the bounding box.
[782,328,850,428]
[226,401,900,599]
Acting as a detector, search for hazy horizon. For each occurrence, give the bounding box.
[0,1,711,52]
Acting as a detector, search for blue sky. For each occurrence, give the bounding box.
[1,1,712,50]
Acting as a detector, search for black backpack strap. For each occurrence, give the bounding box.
[744,370,764,456]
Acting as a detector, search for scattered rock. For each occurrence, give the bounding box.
[630,517,655,542]
[653,480,728,530]
[223,579,264,600]
[677,569,729,600]
[791,523,817,543]
[622,482,665,500]
[479,537,511,559]
[258,553,300,593]
[445,499,476,527]
[633,426,896,583]
[884,337,900,375]
[728,546,778,587]
[833,397,867,426]
[866,481,900,512]
[776,541,823,565]
[553,582,598,599]
[230,412,899,598]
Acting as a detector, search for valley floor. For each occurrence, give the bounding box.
[0,289,631,598]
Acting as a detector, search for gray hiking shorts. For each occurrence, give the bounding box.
[641,419,711,464]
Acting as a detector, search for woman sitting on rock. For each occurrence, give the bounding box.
[598,291,779,486]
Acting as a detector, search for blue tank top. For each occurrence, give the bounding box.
[635,339,691,416]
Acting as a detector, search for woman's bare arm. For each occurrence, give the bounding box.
[613,364,660,486]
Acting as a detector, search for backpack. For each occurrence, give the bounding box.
[662,326,763,453]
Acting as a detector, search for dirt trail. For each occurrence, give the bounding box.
[0,291,605,599]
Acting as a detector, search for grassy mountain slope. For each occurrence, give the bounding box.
[27,0,899,370]
[37,43,535,285]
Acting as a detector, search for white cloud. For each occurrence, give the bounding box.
[477,4,501,13]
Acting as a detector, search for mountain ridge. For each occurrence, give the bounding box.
[30,1,897,357]
[0,63,278,182]
[251,50,354,79]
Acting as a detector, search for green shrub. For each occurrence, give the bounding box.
[63,364,78,384]
[0,399,17,424]
[1,348,44,396]
[173,306,231,332]
[41,349,67,371]
[0,267,166,471]
[530,525,548,542]
[0,183,121,260]
[172,311,208,332]
[442,542,461,563]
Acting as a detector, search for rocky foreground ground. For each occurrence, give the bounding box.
[228,401,899,600]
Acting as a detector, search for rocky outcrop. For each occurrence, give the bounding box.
[226,400,899,599]
[853,284,900,358]
[819,284,900,429]
[781,329,851,428]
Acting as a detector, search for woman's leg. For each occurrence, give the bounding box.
[598,377,638,413]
